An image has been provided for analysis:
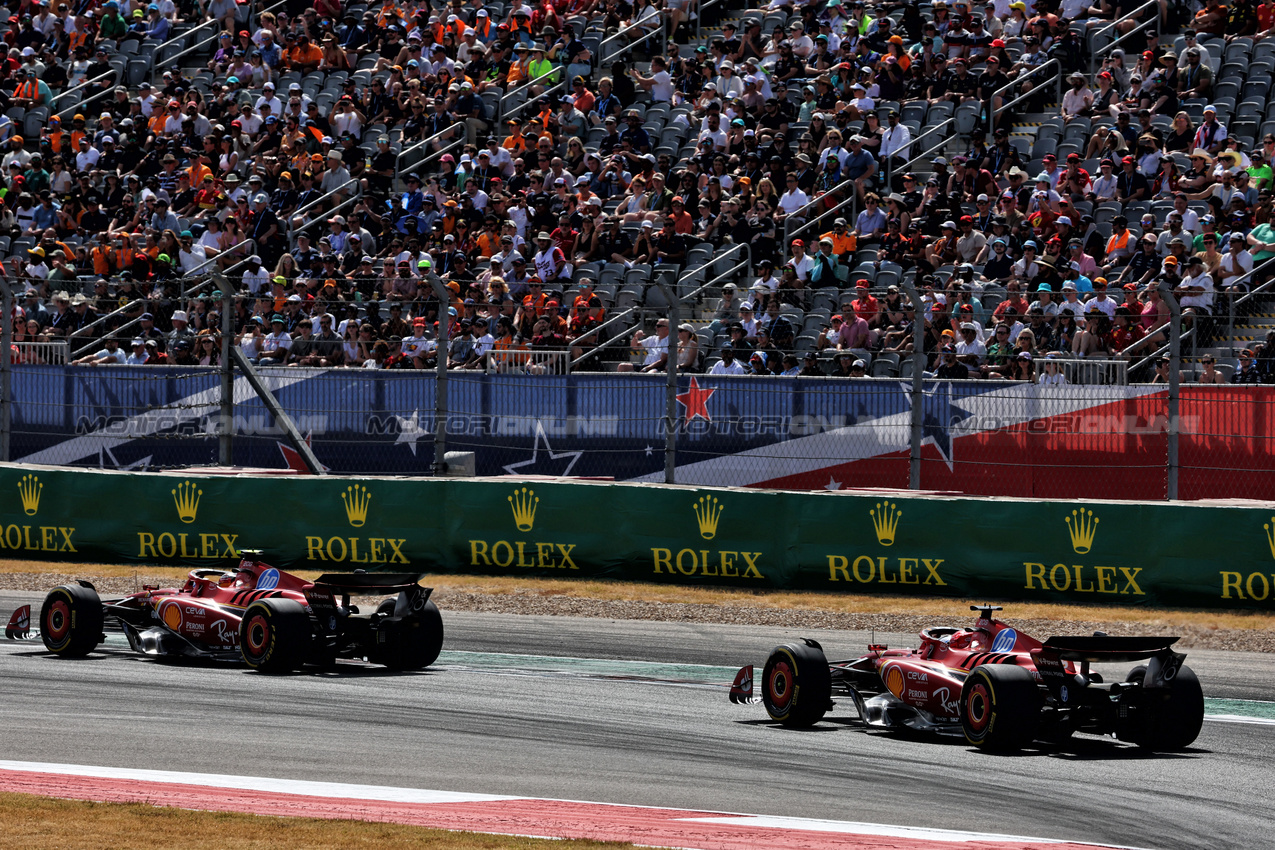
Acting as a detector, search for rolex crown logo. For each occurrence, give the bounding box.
[870,501,901,547]
[18,474,41,516]
[1066,508,1099,554]
[171,481,202,524]
[693,495,724,540]
[1264,519,1275,561]
[342,485,372,527]
[508,487,538,532]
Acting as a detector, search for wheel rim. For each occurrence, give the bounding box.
[966,682,991,733]
[245,615,270,656]
[46,599,70,640]
[767,661,793,711]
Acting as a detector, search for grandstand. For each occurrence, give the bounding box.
[6,0,1275,387]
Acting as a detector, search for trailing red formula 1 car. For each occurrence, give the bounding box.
[729,605,1204,752]
[6,552,443,674]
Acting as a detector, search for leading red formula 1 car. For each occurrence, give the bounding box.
[6,551,443,674]
[729,605,1204,752]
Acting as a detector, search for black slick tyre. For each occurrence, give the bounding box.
[375,599,444,670]
[761,642,831,727]
[1129,664,1204,751]
[961,664,1042,750]
[239,598,311,673]
[40,584,103,657]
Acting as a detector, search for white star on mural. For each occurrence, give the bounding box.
[502,421,583,477]
[395,410,428,456]
[824,477,842,491]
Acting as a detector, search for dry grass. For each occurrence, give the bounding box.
[1,557,1270,633]
[1,793,633,850]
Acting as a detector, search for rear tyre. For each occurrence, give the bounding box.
[961,664,1042,750]
[239,599,311,673]
[761,642,831,727]
[1129,664,1204,751]
[375,599,444,670]
[40,584,103,657]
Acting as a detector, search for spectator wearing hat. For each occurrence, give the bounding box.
[1233,349,1263,383]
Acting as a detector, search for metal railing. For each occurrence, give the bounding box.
[986,58,1062,137]
[13,340,68,365]
[597,14,667,68]
[783,190,860,263]
[1224,252,1275,341]
[393,125,467,191]
[570,241,751,369]
[67,237,259,359]
[53,0,290,124]
[1088,0,1160,75]
[780,174,859,249]
[286,188,364,245]
[486,349,569,374]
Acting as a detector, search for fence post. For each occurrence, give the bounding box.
[1159,280,1180,500]
[901,280,924,490]
[429,279,450,477]
[0,277,11,463]
[656,281,678,484]
[218,283,233,466]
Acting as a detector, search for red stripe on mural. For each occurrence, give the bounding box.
[0,769,1113,850]
[754,388,1275,501]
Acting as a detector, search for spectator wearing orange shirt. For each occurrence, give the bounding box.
[286,34,324,73]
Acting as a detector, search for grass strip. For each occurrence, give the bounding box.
[0,558,1270,633]
[0,792,634,850]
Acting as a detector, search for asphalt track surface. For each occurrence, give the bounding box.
[1,591,1272,850]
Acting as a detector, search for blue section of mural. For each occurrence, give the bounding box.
[10,365,1004,478]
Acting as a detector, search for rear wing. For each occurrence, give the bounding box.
[313,573,429,593]
[1036,635,1186,692]
[1041,636,1179,664]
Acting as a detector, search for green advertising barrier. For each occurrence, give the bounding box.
[1,464,1273,610]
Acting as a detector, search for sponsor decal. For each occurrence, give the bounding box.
[306,484,407,564]
[468,487,577,570]
[160,600,183,630]
[870,501,900,546]
[1022,508,1143,597]
[991,628,1018,653]
[882,664,906,698]
[650,495,764,580]
[18,474,41,516]
[692,495,723,540]
[508,487,538,532]
[256,568,280,591]
[1066,508,1099,554]
[826,503,945,588]
[342,485,372,527]
[171,481,202,524]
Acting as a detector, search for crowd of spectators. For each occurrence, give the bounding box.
[8,0,1275,383]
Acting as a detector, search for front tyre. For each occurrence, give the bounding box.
[40,584,103,657]
[239,599,311,673]
[961,664,1042,750]
[761,642,831,727]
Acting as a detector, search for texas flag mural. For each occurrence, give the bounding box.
[8,366,1274,502]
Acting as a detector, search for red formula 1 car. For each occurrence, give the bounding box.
[729,605,1204,751]
[7,552,444,674]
